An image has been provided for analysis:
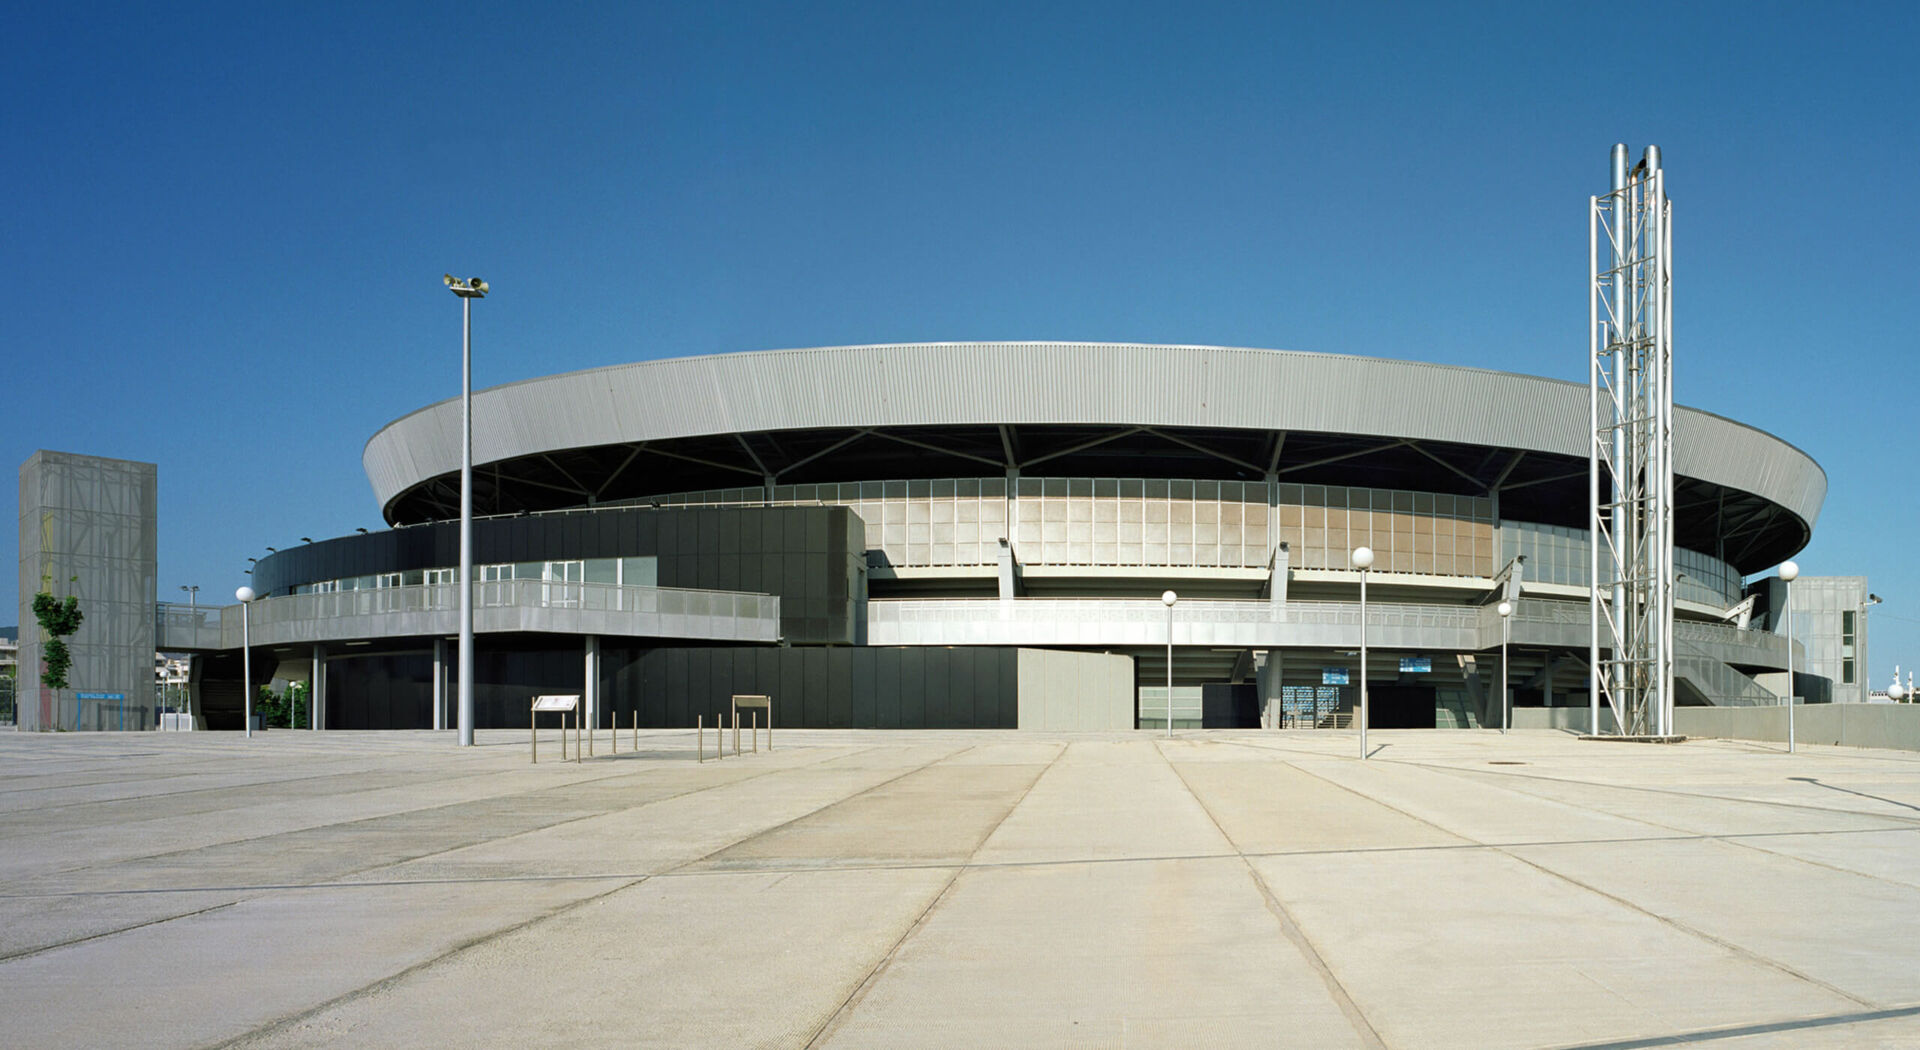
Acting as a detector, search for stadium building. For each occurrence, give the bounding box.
[152,342,1824,732]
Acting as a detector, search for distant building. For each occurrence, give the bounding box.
[1751,575,1873,704]
[15,451,158,731]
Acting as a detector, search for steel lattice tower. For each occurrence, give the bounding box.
[1590,144,1674,738]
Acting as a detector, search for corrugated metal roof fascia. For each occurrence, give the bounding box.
[363,343,1824,525]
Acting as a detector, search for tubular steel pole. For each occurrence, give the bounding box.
[1786,579,1795,755]
[458,295,475,748]
[1359,568,1369,760]
[242,602,252,740]
[1502,625,1510,733]
[1165,603,1174,738]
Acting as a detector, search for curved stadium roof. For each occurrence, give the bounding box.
[364,343,1824,572]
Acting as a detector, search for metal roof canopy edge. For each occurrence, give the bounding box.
[362,342,1824,541]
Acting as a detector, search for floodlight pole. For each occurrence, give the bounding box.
[446,275,489,747]
[459,292,474,747]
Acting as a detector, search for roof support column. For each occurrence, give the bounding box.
[1268,542,1291,619]
[584,635,600,734]
[1256,650,1284,729]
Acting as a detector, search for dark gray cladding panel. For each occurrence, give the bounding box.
[592,645,1022,730]
[252,505,864,645]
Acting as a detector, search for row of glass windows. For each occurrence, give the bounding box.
[289,557,657,596]
[660,477,1500,575]
[1504,521,1742,605]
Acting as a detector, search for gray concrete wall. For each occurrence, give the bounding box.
[1511,706,1620,734]
[1674,703,1920,751]
[18,451,158,731]
[1016,648,1134,730]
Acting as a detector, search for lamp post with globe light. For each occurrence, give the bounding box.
[236,586,256,739]
[1352,546,1373,759]
[1498,600,1514,732]
[1161,590,1177,737]
[1779,561,1799,754]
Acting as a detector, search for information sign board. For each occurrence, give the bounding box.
[1398,657,1432,674]
[1321,667,1349,686]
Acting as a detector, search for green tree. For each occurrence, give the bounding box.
[31,577,84,727]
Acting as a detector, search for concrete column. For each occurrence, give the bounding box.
[584,635,600,729]
[997,538,1018,604]
[1268,542,1290,618]
[433,638,447,731]
[1255,651,1285,728]
[310,644,327,730]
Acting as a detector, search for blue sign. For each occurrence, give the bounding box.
[76,692,126,701]
[1399,657,1432,674]
[1321,667,1350,686]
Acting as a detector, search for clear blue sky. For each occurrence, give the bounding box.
[6,3,1918,682]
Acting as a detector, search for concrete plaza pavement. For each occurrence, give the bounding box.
[2,727,1919,1048]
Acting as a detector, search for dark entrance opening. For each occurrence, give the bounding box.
[1200,682,1259,728]
[1369,684,1437,728]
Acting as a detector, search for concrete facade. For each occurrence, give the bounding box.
[1013,648,1134,730]
[1676,702,1920,752]
[17,451,157,731]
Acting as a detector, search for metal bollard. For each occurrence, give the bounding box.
[632,709,638,750]
[752,710,758,753]
[697,715,704,763]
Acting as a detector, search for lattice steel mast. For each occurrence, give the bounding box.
[1590,144,1674,737]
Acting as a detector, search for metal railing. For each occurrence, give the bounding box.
[156,603,224,649]
[872,597,1483,630]
[156,581,781,650]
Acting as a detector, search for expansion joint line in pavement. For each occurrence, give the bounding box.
[801,741,1065,1050]
[1405,760,1920,895]
[1274,757,1881,1011]
[1,746,880,973]
[0,899,243,966]
[209,743,984,1050]
[21,743,878,887]
[1157,740,1390,1050]
[1395,755,1920,829]
[206,874,652,1050]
